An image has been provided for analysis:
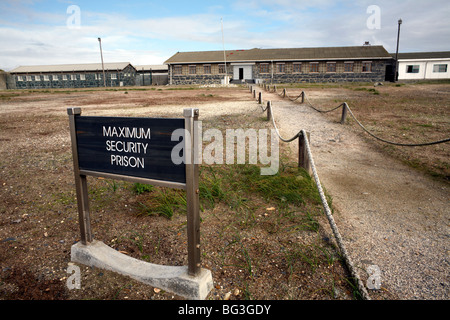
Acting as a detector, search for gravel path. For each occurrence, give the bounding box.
[264,92,449,300]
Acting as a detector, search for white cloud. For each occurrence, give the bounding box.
[1,0,449,71]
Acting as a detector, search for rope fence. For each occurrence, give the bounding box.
[252,84,450,147]
[247,84,372,300]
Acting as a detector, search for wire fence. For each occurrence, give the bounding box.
[248,84,372,300]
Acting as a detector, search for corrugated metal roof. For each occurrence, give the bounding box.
[165,46,393,64]
[391,51,450,60]
[9,62,133,74]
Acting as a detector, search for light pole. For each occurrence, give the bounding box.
[98,37,106,87]
[394,19,402,82]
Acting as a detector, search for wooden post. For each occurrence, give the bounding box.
[253,90,256,99]
[298,131,311,175]
[340,102,348,124]
[301,91,305,104]
[258,91,262,104]
[67,107,92,245]
[184,108,201,276]
[267,101,272,121]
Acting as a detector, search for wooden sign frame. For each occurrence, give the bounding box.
[67,107,201,276]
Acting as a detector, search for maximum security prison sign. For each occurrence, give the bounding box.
[68,107,203,279]
[74,114,186,183]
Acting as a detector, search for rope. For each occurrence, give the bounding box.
[345,105,450,147]
[257,94,371,299]
[300,129,371,300]
[280,87,450,147]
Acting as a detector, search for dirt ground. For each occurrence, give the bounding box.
[257,82,449,300]
[0,83,448,301]
[0,86,355,301]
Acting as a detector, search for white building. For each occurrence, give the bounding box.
[394,51,450,80]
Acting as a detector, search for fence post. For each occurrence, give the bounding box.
[283,88,286,98]
[340,102,348,124]
[258,91,262,104]
[267,101,272,121]
[253,89,256,99]
[298,131,311,175]
[301,91,305,104]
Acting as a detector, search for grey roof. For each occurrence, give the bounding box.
[9,62,134,74]
[391,51,450,60]
[165,46,393,64]
[134,65,168,71]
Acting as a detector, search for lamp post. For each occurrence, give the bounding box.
[394,19,402,82]
[98,37,106,87]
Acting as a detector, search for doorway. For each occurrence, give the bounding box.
[239,68,244,80]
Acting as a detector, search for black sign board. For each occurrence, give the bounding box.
[75,116,186,183]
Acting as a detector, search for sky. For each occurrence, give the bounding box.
[1,0,449,71]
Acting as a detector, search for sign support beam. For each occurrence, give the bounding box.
[184,108,201,276]
[67,107,92,245]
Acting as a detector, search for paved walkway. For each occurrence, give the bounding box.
[264,92,449,300]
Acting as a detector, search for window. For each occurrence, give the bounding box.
[260,63,269,73]
[344,62,354,73]
[62,75,67,80]
[293,63,302,73]
[36,75,41,81]
[218,64,226,74]
[276,63,285,73]
[189,65,196,75]
[433,64,447,73]
[80,74,86,80]
[174,65,182,75]
[203,65,211,74]
[71,74,76,80]
[17,76,24,82]
[43,75,49,81]
[53,75,58,81]
[27,76,32,81]
[326,62,336,73]
[111,73,117,80]
[362,62,372,72]
[310,62,319,73]
[406,65,420,73]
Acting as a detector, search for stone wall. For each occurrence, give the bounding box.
[169,60,392,85]
[254,60,390,83]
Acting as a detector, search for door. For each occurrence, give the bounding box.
[239,68,244,80]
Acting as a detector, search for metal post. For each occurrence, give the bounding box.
[98,37,106,87]
[67,107,92,244]
[298,131,311,175]
[258,91,262,104]
[394,19,402,82]
[301,91,305,104]
[340,103,348,124]
[184,108,201,276]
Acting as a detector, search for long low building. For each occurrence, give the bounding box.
[165,45,395,85]
[394,51,450,81]
[9,62,137,89]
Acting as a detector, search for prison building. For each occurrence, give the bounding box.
[9,62,137,89]
[392,51,450,81]
[165,45,395,85]
[135,65,169,86]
